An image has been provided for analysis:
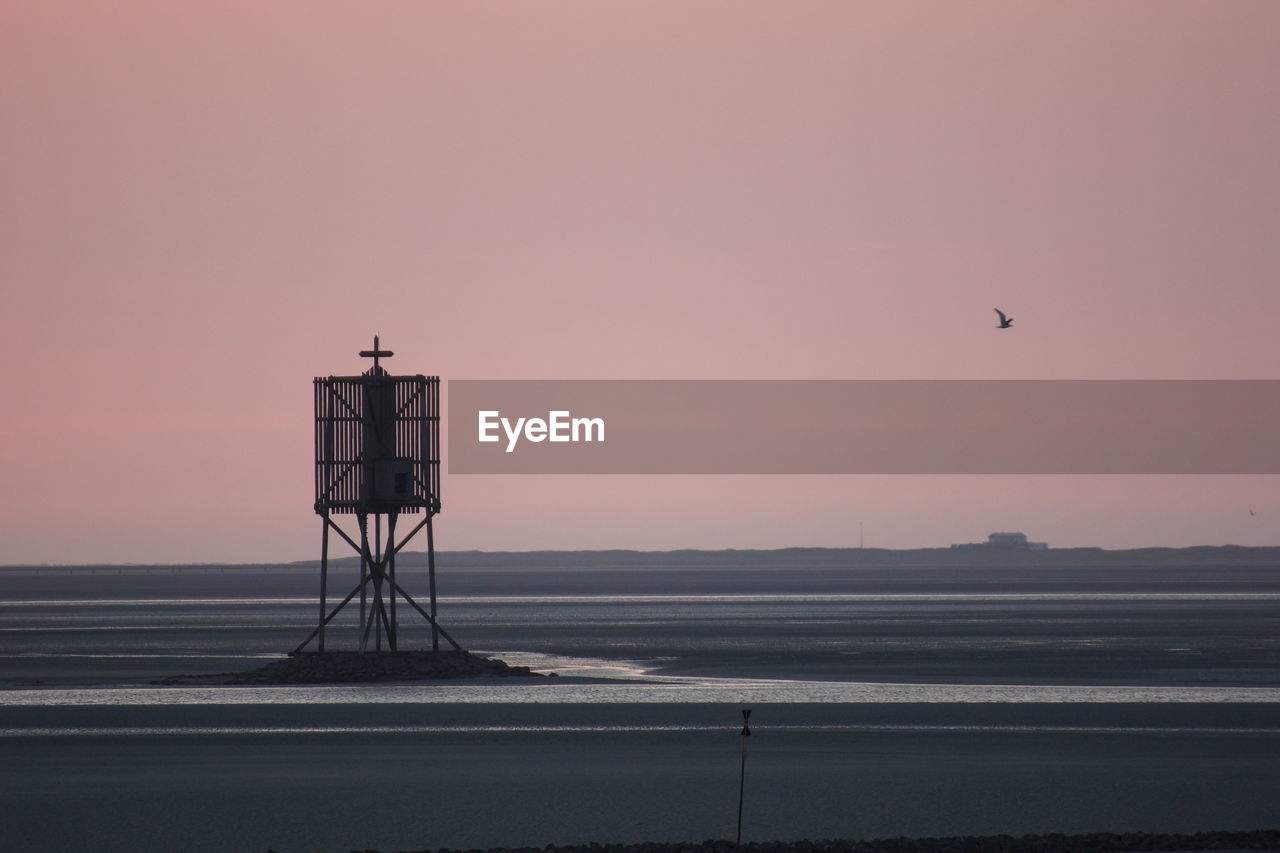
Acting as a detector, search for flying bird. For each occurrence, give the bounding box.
[994,308,1013,329]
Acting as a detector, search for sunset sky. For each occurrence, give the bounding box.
[3,2,1278,564]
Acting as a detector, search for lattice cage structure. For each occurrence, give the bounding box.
[313,374,441,516]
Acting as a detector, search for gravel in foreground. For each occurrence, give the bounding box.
[321,829,1280,853]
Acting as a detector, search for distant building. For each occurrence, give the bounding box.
[951,531,1048,550]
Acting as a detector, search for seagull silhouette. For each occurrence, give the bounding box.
[994,308,1013,329]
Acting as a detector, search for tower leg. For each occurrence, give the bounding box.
[296,509,456,654]
[358,514,372,654]
[374,514,382,653]
[318,510,330,653]
[386,512,399,651]
[427,512,439,652]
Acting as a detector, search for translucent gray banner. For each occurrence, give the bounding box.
[447,380,1280,474]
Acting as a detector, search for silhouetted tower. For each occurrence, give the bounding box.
[294,337,460,655]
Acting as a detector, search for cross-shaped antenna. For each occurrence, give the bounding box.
[359,335,394,372]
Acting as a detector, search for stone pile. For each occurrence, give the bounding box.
[154,650,545,685]
[231,650,543,684]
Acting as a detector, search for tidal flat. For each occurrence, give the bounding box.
[2,549,1279,852]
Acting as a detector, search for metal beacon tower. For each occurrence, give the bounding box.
[294,338,460,656]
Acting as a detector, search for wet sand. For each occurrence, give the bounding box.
[4,556,1280,851]
[2,701,1278,853]
[7,556,1280,689]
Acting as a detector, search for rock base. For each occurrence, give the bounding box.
[155,650,546,685]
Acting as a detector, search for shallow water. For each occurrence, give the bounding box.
[4,582,1280,688]
[4,674,1280,707]
[5,563,1280,851]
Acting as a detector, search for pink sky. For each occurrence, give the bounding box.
[3,2,1278,564]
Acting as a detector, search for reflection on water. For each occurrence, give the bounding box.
[484,650,652,679]
[6,586,1280,699]
[3,672,1280,707]
[5,592,1280,608]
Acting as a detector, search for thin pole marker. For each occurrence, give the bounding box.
[737,708,751,846]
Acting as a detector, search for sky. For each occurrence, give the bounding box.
[2,1,1278,564]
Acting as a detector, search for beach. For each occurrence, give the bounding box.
[3,702,1279,852]
[2,551,1279,852]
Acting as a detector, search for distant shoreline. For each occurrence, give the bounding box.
[5,543,1280,571]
